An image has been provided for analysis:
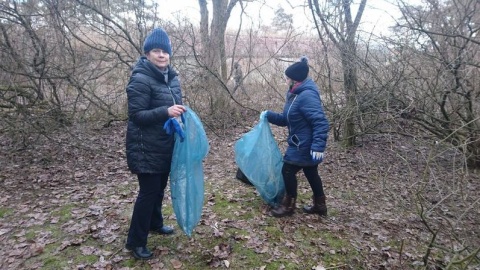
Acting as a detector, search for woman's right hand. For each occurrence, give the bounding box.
[168,105,186,117]
[260,110,269,120]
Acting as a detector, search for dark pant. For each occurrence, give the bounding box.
[126,173,169,247]
[282,163,325,198]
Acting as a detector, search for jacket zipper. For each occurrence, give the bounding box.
[287,95,298,149]
[168,85,176,105]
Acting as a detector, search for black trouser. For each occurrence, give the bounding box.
[126,173,169,247]
[282,163,325,198]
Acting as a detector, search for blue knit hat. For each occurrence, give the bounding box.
[285,56,309,82]
[143,28,172,55]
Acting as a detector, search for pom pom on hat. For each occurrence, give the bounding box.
[285,56,309,82]
[143,28,172,55]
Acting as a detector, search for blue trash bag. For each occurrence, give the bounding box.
[234,112,285,207]
[168,108,209,237]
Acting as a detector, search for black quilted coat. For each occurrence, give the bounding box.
[125,56,182,174]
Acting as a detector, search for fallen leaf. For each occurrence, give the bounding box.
[170,259,182,269]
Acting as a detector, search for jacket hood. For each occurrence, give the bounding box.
[290,78,317,95]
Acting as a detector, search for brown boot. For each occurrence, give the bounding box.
[271,195,296,217]
[303,196,327,216]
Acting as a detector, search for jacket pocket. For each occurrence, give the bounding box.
[289,134,301,148]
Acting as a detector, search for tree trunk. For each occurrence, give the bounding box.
[211,0,228,80]
[341,41,358,147]
[198,0,210,68]
[198,0,238,82]
[309,0,367,147]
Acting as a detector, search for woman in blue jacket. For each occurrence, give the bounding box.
[264,56,329,218]
[125,28,186,260]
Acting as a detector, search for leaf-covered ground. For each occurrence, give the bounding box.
[0,121,479,269]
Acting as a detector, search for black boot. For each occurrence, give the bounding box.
[271,195,296,217]
[125,245,153,260]
[303,196,327,216]
[150,225,174,235]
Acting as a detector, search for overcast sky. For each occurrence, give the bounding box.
[157,0,412,35]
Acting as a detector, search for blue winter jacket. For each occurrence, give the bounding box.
[266,78,329,166]
[125,57,182,174]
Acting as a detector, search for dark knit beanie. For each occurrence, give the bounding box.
[285,56,309,82]
[143,28,172,55]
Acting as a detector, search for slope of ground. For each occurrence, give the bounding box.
[0,121,479,269]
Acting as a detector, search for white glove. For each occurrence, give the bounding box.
[260,110,268,119]
[310,150,324,162]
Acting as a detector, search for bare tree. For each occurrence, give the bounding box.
[198,0,241,82]
[392,0,480,168]
[0,0,159,145]
[308,0,367,147]
[271,5,293,31]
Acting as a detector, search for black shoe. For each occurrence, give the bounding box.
[125,245,153,260]
[150,225,174,235]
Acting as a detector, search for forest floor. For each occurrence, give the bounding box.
[0,120,479,270]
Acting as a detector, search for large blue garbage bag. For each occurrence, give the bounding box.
[169,108,209,237]
[234,113,285,207]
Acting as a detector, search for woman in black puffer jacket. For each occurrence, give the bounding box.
[124,28,186,260]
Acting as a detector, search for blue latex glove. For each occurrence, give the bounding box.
[310,150,324,162]
[164,114,186,141]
